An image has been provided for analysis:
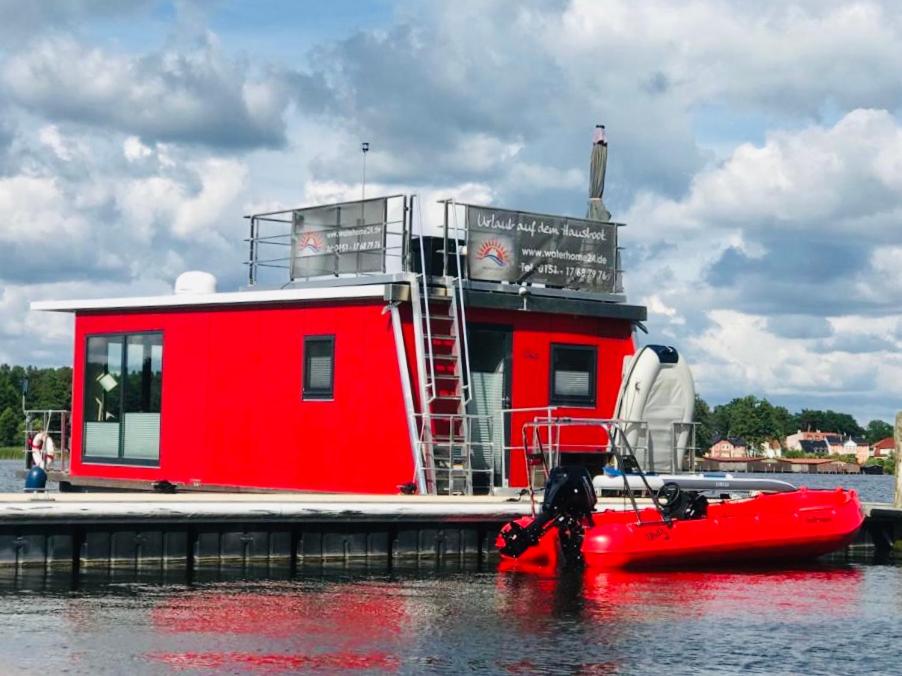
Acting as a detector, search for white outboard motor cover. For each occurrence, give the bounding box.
[612,345,695,472]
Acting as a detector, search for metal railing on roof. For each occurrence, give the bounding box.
[244,194,410,287]
[243,194,625,295]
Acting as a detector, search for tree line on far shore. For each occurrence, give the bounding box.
[694,394,893,452]
[0,365,72,446]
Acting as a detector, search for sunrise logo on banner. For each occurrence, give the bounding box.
[469,232,517,281]
[297,231,325,256]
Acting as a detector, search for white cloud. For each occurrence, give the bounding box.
[170,158,247,238]
[38,125,78,161]
[555,0,902,117]
[2,34,298,149]
[122,136,152,162]
[689,309,898,396]
[0,175,89,242]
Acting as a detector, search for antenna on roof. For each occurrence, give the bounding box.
[361,141,370,202]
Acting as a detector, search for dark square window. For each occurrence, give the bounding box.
[303,336,335,399]
[550,344,597,406]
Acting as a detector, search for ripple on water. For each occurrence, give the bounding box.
[0,563,898,675]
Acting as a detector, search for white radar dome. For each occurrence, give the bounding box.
[174,271,217,295]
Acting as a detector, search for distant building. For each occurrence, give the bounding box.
[798,439,829,456]
[873,437,895,458]
[708,436,749,459]
[775,458,860,474]
[824,435,845,454]
[786,430,844,453]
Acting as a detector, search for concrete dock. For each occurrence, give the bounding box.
[0,492,547,575]
[0,492,897,577]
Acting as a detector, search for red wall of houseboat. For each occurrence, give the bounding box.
[69,300,416,493]
[399,306,636,487]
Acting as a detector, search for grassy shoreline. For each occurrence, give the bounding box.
[0,447,24,460]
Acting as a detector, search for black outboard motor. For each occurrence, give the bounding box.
[499,466,597,566]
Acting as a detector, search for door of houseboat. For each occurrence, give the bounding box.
[466,325,512,490]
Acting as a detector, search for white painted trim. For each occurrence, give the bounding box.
[391,304,426,495]
[31,285,388,313]
[0,498,536,521]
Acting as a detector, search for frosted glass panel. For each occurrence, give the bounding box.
[468,372,503,476]
[308,355,333,389]
[85,422,120,457]
[554,370,590,397]
[123,413,160,460]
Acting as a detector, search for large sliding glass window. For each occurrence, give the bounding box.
[83,332,163,464]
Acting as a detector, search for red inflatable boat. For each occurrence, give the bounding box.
[497,468,864,571]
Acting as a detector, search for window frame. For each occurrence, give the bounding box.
[81,330,164,467]
[548,343,597,407]
[303,335,335,400]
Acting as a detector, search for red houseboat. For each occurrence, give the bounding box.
[33,157,696,495]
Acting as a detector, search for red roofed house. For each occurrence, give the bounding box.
[872,437,895,459]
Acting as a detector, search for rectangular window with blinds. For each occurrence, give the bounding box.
[83,331,163,465]
[549,344,597,407]
[303,336,335,400]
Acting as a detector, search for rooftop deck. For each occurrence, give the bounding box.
[34,194,636,316]
[31,272,647,321]
[246,195,627,300]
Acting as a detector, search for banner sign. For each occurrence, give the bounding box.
[465,205,618,292]
[290,197,387,279]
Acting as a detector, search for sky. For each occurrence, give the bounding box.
[0,0,901,423]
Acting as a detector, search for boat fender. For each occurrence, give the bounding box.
[24,466,47,492]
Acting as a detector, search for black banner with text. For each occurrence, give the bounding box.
[465,205,618,292]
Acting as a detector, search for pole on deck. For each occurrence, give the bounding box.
[894,412,902,509]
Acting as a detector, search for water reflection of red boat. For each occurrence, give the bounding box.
[147,583,408,672]
[151,585,406,639]
[580,566,864,619]
[497,564,864,626]
[498,478,864,570]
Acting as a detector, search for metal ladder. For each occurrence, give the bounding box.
[410,199,473,495]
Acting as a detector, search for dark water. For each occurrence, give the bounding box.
[0,562,900,674]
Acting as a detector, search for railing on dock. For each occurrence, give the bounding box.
[24,410,70,472]
[519,417,666,520]
[412,413,495,496]
[504,415,698,490]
